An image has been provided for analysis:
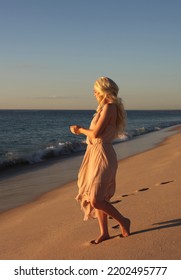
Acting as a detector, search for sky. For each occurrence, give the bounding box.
[0,0,181,110]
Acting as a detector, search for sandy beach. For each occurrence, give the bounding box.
[0,127,180,260]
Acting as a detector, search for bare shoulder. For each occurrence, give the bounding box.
[103,103,117,114]
[101,103,117,123]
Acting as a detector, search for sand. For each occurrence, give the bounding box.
[0,127,180,260]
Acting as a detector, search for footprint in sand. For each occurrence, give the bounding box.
[137,187,149,192]
[112,224,119,229]
[155,180,175,186]
[110,199,122,204]
[160,180,175,185]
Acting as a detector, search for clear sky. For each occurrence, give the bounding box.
[0,0,180,110]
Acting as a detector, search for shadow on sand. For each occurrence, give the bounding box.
[131,218,181,236]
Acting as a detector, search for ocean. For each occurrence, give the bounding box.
[0,109,181,171]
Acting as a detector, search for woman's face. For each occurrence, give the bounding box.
[94,86,109,105]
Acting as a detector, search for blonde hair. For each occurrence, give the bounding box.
[94,76,126,133]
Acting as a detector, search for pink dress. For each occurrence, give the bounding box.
[76,108,118,220]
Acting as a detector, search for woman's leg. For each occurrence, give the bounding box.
[93,210,110,244]
[92,199,130,238]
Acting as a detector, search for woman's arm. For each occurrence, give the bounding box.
[70,104,116,138]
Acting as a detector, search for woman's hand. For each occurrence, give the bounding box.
[70,125,81,135]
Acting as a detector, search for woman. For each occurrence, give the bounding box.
[70,77,130,244]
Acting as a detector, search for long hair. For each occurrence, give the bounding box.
[94,77,126,133]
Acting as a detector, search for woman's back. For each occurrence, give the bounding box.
[87,104,118,144]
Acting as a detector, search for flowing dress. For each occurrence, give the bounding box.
[76,108,118,221]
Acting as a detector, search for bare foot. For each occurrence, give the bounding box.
[90,234,110,244]
[120,218,131,237]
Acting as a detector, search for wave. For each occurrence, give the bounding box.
[0,120,181,171]
[0,141,87,170]
[127,120,181,138]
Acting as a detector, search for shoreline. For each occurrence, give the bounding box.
[1,124,180,176]
[0,126,180,259]
[0,125,181,213]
